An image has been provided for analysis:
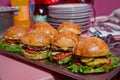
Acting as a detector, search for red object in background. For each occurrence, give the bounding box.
[34,0,61,4]
[33,4,48,16]
[33,0,48,22]
[33,0,61,15]
[33,0,61,16]
[45,0,61,4]
[64,0,80,3]
[33,0,61,22]
[34,0,44,4]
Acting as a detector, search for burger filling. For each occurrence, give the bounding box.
[51,45,72,52]
[23,45,51,59]
[24,45,50,51]
[2,38,23,46]
[50,45,72,64]
[0,39,24,55]
[51,52,72,64]
[68,53,120,74]
[81,57,108,67]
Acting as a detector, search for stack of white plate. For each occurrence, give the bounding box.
[48,4,92,29]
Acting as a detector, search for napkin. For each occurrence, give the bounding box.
[89,22,120,37]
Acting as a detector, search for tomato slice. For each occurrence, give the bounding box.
[52,52,71,60]
[25,49,39,54]
[104,58,111,66]
[75,62,81,66]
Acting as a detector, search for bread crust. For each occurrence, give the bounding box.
[23,51,47,60]
[21,32,51,46]
[51,31,80,48]
[58,22,81,35]
[33,22,58,38]
[4,25,29,40]
[73,37,110,57]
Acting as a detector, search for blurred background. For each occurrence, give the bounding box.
[0,0,120,16]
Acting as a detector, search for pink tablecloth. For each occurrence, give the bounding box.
[0,54,54,80]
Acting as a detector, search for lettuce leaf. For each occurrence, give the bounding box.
[39,51,51,58]
[0,39,24,55]
[0,39,3,47]
[67,55,120,74]
[26,51,51,59]
[68,64,91,74]
[109,56,120,69]
[58,55,72,65]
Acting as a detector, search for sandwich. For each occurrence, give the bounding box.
[3,25,29,46]
[32,21,58,38]
[57,22,81,36]
[0,25,29,54]
[50,31,80,64]
[21,32,51,60]
[68,37,120,74]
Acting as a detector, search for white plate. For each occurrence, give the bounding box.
[49,4,91,9]
[49,22,90,29]
[49,9,92,14]
[48,12,91,17]
[48,14,90,19]
[77,22,90,26]
[49,7,92,12]
[48,17,90,23]
[49,21,90,26]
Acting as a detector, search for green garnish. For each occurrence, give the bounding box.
[0,39,24,55]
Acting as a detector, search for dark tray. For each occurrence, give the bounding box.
[0,46,120,80]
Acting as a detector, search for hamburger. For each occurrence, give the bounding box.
[21,32,51,60]
[0,25,29,54]
[3,25,29,46]
[32,21,58,38]
[68,37,120,74]
[51,31,80,64]
[58,22,81,36]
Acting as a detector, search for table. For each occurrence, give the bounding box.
[0,54,54,80]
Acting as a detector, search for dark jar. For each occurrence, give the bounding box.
[33,4,48,22]
[33,0,48,22]
[33,0,61,22]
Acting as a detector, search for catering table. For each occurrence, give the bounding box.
[0,11,120,79]
[0,44,120,80]
[0,54,54,80]
[0,53,76,80]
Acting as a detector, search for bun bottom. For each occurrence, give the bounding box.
[23,51,48,60]
[86,69,104,74]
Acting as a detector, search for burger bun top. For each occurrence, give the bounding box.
[58,22,81,35]
[32,22,58,38]
[4,25,29,40]
[51,31,80,48]
[21,32,51,46]
[73,37,110,57]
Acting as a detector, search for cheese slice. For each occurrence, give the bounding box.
[86,58,107,66]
